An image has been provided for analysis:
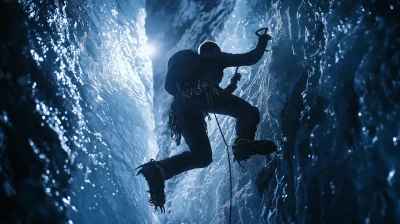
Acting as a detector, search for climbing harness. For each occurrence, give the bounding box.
[168,78,220,146]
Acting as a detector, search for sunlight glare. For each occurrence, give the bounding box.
[140,44,155,57]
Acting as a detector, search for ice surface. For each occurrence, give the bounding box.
[63,1,160,223]
[3,0,158,223]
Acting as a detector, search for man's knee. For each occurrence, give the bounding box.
[249,106,260,124]
[239,103,260,121]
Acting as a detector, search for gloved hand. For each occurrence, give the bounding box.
[230,73,241,85]
[224,73,241,94]
[257,33,272,49]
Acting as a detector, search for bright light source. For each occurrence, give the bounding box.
[139,44,155,57]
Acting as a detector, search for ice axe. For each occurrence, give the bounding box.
[229,66,241,84]
[230,27,270,83]
[255,27,269,36]
[255,27,271,52]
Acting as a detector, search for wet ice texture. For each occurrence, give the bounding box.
[65,1,159,223]
[2,0,158,223]
[147,0,400,223]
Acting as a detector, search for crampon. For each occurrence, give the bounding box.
[232,139,277,167]
[135,159,166,213]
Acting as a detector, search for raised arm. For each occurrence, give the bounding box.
[208,34,271,69]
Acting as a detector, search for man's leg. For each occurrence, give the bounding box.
[136,99,213,211]
[209,90,260,141]
[209,90,276,162]
[159,112,212,180]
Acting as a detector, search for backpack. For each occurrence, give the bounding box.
[165,50,201,96]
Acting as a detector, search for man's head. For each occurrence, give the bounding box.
[198,41,221,55]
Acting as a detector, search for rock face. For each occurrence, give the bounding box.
[146,0,400,223]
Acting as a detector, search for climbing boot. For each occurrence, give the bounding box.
[232,138,277,164]
[135,159,166,213]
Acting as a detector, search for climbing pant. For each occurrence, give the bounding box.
[160,87,260,179]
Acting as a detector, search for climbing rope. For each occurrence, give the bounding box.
[212,66,240,224]
[213,113,232,224]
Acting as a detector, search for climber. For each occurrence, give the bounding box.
[136,31,277,212]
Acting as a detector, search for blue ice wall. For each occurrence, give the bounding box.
[1,0,159,223]
[146,0,400,223]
